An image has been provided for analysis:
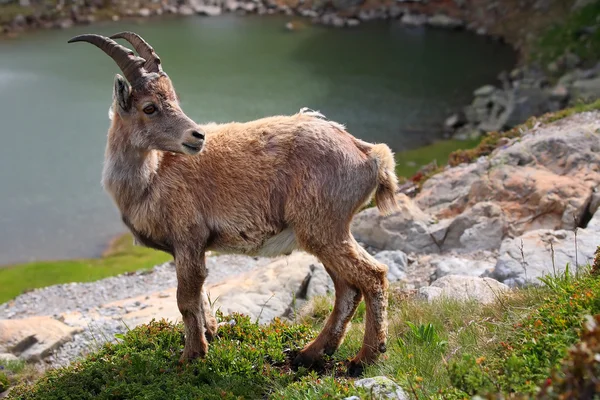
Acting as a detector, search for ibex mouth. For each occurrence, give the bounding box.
[182,143,202,154]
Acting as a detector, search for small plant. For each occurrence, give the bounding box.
[0,371,9,393]
[540,314,600,398]
[403,322,448,351]
[448,354,495,396]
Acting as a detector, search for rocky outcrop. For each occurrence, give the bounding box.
[449,63,600,140]
[354,111,600,286]
[0,317,82,362]
[491,211,600,286]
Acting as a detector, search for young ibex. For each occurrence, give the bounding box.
[69,32,399,375]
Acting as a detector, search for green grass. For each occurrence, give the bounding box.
[7,260,600,399]
[394,138,481,180]
[533,0,600,68]
[0,234,172,304]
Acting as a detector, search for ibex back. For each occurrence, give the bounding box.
[68,32,399,376]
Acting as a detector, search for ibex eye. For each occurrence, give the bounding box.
[143,105,156,115]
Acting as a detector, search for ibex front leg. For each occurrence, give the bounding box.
[176,249,209,361]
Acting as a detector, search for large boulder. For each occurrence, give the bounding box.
[419,275,509,304]
[491,212,600,287]
[352,194,440,253]
[0,316,82,362]
[417,112,600,236]
[441,202,507,252]
[416,158,489,217]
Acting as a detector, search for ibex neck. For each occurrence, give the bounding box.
[102,140,161,213]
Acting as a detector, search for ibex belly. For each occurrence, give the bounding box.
[209,227,298,257]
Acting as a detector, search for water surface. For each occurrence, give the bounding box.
[0,15,515,265]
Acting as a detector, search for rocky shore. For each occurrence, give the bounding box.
[0,109,598,371]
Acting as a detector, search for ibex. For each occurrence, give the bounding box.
[68,32,399,376]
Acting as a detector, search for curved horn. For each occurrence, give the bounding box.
[67,34,146,83]
[110,32,162,73]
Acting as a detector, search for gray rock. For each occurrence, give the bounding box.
[0,353,18,362]
[473,84,496,97]
[351,194,440,254]
[12,14,26,26]
[571,77,600,103]
[442,202,507,252]
[492,213,600,286]
[354,376,408,399]
[55,19,73,29]
[374,250,408,282]
[432,256,495,280]
[400,13,427,26]
[195,5,222,16]
[427,14,463,29]
[416,157,489,215]
[491,87,552,130]
[346,18,360,27]
[304,263,333,299]
[138,8,151,17]
[178,5,195,15]
[419,275,509,304]
[444,113,465,130]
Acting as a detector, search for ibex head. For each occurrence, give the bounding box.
[68,32,205,155]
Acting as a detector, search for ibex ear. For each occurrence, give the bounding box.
[113,74,132,112]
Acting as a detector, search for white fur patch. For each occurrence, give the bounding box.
[299,107,346,131]
[108,105,115,121]
[255,227,297,257]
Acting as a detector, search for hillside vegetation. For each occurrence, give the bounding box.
[4,253,600,399]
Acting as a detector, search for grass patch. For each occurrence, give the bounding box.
[394,138,481,179]
[532,0,600,68]
[7,264,600,399]
[0,233,171,304]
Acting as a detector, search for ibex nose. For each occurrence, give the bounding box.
[191,130,205,140]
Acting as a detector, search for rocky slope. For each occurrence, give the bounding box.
[354,110,600,286]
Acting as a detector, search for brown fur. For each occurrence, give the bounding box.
[102,71,399,374]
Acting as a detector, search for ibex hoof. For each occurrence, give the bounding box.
[179,348,205,363]
[379,343,387,353]
[205,318,218,342]
[346,360,364,378]
[292,351,322,370]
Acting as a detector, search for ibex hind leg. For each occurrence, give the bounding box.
[292,266,362,368]
[294,231,388,376]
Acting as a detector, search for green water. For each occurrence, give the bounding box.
[0,15,515,265]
